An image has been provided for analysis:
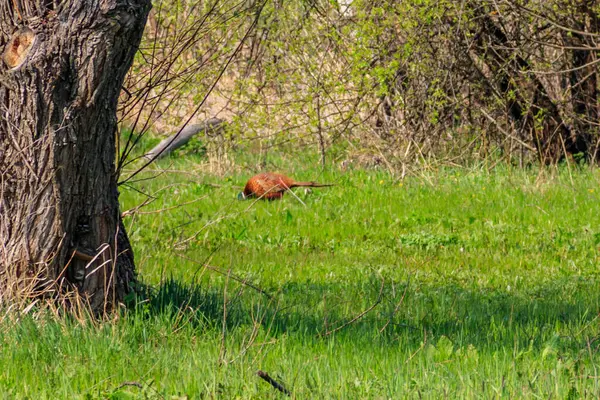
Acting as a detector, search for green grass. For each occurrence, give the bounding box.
[2,151,600,398]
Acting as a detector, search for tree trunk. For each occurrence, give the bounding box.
[471,13,573,163]
[566,4,600,161]
[0,1,151,311]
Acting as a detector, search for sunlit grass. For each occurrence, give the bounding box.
[2,150,600,398]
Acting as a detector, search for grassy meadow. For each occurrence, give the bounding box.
[2,149,600,398]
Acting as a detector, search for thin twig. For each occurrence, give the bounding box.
[114,381,144,391]
[219,269,230,366]
[379,277,410,333]
[181,255,272,299]
[120,0,269,185]
[319,274,385,337]
[122,195,207,217]
[479,109,537,152]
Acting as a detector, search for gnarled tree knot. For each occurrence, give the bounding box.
[2,28,36,69]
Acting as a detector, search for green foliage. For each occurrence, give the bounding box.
[123,0,600,172]
[2,152,600,398]
[177,136,207,157]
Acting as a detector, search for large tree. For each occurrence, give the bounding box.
[0,0,151,311]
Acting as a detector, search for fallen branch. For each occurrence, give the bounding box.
[257,370,291,396]
[143,117,225,161]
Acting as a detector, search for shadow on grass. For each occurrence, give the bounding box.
[135,275,600,351]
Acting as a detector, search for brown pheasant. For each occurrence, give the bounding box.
[238,172,333,200]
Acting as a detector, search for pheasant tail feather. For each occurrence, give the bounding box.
[291,181,334,188]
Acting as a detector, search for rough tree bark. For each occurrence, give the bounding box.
[0,1,151,311]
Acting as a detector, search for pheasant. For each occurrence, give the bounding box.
[238,172,333,200]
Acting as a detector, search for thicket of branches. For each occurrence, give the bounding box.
[120,0,600,171]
